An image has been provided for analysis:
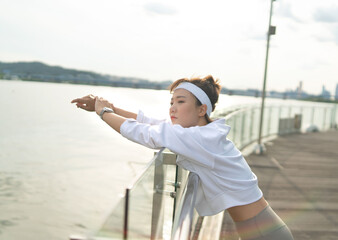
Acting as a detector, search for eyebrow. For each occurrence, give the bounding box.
[171,96,187,101]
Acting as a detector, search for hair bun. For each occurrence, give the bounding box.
[203,75,215,84]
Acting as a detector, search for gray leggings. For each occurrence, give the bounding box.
[234,205,294,240]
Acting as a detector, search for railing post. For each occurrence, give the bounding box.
[267,106,272,135]
[171,173,200,240]
[123,188,130,240]
[299,106,303,132]
[150,151,179,239]
[311,107,315,125]
[331,104,338,129]
[233,115,237,144]
[151,152,165,239]
[240,112,246,148]
[249,108,254,144]
[323,107,327,130]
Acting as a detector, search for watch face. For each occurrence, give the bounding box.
[103,107,113,113]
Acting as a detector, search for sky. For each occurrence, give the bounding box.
[1,0,338,95]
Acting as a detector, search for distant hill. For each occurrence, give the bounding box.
[0,61,172,90]
[1,61,328,101]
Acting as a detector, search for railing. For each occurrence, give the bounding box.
[213,102,338,150]
[70,101,338,240]
[171,173,199,240]
[70,148,193,240]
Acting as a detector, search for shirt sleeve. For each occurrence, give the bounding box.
[120,119,223,169]
[136,110,168,125]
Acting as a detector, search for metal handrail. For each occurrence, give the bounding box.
[171,172,200,240]
[214,103,338,151]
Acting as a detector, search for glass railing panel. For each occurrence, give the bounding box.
[225,117,234,143]
[252,107,261,141]
[324,107,332,130]
[127,152,178,240]
[335,105,338,127]
[219,103,338,152]
[126,160,156,239]
[93,193,125,239]
[262,106,271,137]
[93,150,163,240]
[279,105,289,119]
[313,107,325,130]
[331,105,338,128]
[269,107,280,135]
[301,106,313,131]
[171,173,200,240]
[243,109,252,146]
[321,108,328,130]
[241,110,251,147]
[236,113,243,148]
[235,113,243,148]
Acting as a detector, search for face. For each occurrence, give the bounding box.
[169,88,206,128]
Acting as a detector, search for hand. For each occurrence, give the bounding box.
[71,94,96,111]
[95,96,113,116]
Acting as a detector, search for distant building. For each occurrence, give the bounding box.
[335,83,338,100]
[321,85,331,100]
[296,81,303,99]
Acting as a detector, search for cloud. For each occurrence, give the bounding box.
[144,2,177,16]
[275,2,302,23]
[312,6,338,45]
[333,28,338,45]
[314,6,338,23]
[300,59,329,70]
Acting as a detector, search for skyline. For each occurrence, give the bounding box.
[1,0,338,95]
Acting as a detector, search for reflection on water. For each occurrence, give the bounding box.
[0,173,22,234]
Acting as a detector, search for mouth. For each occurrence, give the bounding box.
[170,116,177,120]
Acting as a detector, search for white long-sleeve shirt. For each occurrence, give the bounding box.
[120,111,263,216]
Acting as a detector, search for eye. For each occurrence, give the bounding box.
[178,101,184,103]
[170,102,173,106]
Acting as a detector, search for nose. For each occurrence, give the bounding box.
[170,104,176,114]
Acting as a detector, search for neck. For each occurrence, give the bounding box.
[197,116,208,126]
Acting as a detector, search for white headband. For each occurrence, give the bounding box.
[174,82,212,116]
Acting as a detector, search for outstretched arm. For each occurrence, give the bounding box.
[71,94,137,119]
[71,94,137,133]
[113,106,137,120]
[94,97,126,133]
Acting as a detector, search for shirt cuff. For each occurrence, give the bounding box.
[136,110,145,122]
[120,118,137,138]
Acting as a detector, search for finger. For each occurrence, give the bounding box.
[71,98,80,103]
[71,94,94,103]
[71,97,88,104]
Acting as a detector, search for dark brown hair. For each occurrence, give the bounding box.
[169,75,222,122]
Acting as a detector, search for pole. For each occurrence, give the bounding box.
[257,0,276,154]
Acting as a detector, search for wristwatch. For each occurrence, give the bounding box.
[99,107,114,119]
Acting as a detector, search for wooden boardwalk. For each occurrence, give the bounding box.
[242,131,338,240]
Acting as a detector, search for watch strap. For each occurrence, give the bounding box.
[100,107,114,119]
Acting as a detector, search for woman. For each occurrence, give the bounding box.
[71,75,294,240]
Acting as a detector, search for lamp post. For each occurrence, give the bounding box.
[256,0,276,154]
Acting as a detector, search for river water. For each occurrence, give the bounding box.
[0,80,326,240]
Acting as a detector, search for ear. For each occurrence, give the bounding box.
[198,104,207,117]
